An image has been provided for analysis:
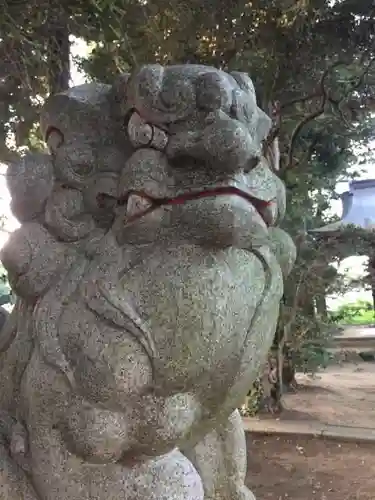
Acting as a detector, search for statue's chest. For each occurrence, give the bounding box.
[112,245,268,393]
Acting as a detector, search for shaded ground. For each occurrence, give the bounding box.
[245,342,375,498]
[271,362,375,428]
[246,433,375,499]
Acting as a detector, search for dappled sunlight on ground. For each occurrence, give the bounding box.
[281,362,375,428]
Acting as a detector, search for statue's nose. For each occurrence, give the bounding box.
[166,111,262,175]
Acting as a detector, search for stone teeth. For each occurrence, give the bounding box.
[128,112,153,147]
[126,194,152,218]
[151,127,168,150]
[127,111,168,151]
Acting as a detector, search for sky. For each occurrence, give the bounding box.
[0,38,373,308]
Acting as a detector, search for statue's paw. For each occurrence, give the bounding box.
[0,223,68,298]
[204,484,256,500]
[0,420,38,500]
[59,400,129,464]
[0,445,38,499]
[238,485,257,500]
[10,421,31,472]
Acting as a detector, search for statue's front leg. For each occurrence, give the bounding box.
[0,444,39,500]
[183,410,255,500]
[0,414,39,499]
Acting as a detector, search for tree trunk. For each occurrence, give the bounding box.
[46,5,71,94]
[369,257,375,320]
[245,355,281,416]
[315,293,328,320]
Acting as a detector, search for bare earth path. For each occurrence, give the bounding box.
[281,362,375,428]
[256,324,375,427]
[246,433,375,500]
[245,356,375,499]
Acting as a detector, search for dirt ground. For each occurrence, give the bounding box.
[275,361,375,428]
[246,433,375,499]
[245,359,375,499]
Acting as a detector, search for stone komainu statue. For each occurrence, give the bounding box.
[0,65,296,500]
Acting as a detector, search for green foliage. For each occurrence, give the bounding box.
[330,300,375,325]
[241,376,264,417]
[282,297,336,371]
[292,328,335,373]
[1,0,374,168]
[295,341,333,373]
[313,225,375,261]
[0,264,11,306]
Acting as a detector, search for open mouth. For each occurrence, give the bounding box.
[97,187,275,226]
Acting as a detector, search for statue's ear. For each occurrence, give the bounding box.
[268,227,297,279]
[40,82,112,142]
[230,71,272,146]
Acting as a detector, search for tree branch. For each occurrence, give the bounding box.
[328,56,375,127]
[282,61,345,173]
[279,91,322,111]
[281,57,375,173]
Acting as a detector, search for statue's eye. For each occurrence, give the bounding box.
[45,127,64,153]
[51,142,96,188]
[71,163,95,178]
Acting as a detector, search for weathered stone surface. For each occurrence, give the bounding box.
[0,64,295,499]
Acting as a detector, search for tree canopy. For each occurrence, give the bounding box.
[2,0,375,410]
[2,0,375,220]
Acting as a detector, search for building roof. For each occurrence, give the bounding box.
[312,179,375,234]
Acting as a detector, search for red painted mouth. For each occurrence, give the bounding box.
[97,187,275,226]
[155,187,272,208]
